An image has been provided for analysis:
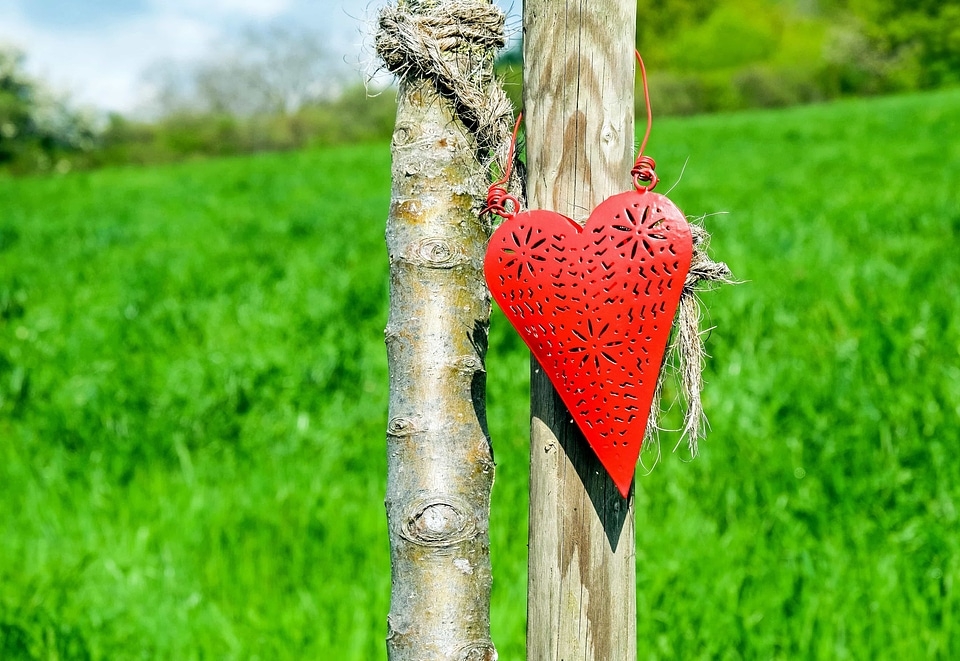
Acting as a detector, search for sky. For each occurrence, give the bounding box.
[0,0,522,114]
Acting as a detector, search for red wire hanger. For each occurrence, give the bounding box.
[485,50,659,219]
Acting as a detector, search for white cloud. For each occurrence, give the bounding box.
[0,10,218,112]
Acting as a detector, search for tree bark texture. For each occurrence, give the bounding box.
[383,61,497,661]
[523,1,639,659]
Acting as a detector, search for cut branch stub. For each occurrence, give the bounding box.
[484,189,693,496]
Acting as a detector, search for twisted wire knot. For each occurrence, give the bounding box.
[631,155,659,191]
[483,184,519,219]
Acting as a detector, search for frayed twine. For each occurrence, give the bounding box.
[375,0,522,210]
[644,219,735,461]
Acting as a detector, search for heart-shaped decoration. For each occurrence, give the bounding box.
[484,189,693,496]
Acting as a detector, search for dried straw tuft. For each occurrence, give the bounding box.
[645,220,735,457]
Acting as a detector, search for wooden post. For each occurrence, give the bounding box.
[380,3,501,659]
[523,1,639,659]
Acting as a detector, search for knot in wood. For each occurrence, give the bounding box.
[454,355,484,373]
[413,237,463,268]
[400,497,476,547]
[600,120,620,147]
[392,123,416,147]
[387,416,419,437]
[454,641,498,661]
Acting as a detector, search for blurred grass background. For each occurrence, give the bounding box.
[2,85,958,658]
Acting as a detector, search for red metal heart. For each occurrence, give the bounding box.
[484,189,693,497]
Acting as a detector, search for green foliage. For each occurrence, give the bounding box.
[635,0,960,115]
[0,45,97,175]
[668,2,782,71]
[2,89,960,658]
[824,0,960,86]
[0,40,396,176]
[76,86,397,166]
[497,0,958,120]
[636,0,721,67]
[85,86,397,169]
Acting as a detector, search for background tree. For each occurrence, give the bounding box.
[0,44,96,173]
[498,0,960,117]
[142,23,343,118]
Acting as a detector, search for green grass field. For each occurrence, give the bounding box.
[2,88,959,659]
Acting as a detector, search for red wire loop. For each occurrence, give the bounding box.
[488,53,658,205]
[484,186,520,218]
[631,51,658,192]
[631,155,659,191]
[484,112,523,219]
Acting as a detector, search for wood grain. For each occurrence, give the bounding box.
[523,1,639,659]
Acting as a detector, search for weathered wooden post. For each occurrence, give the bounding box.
[523,1,639,658]
[375,1,515,659]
